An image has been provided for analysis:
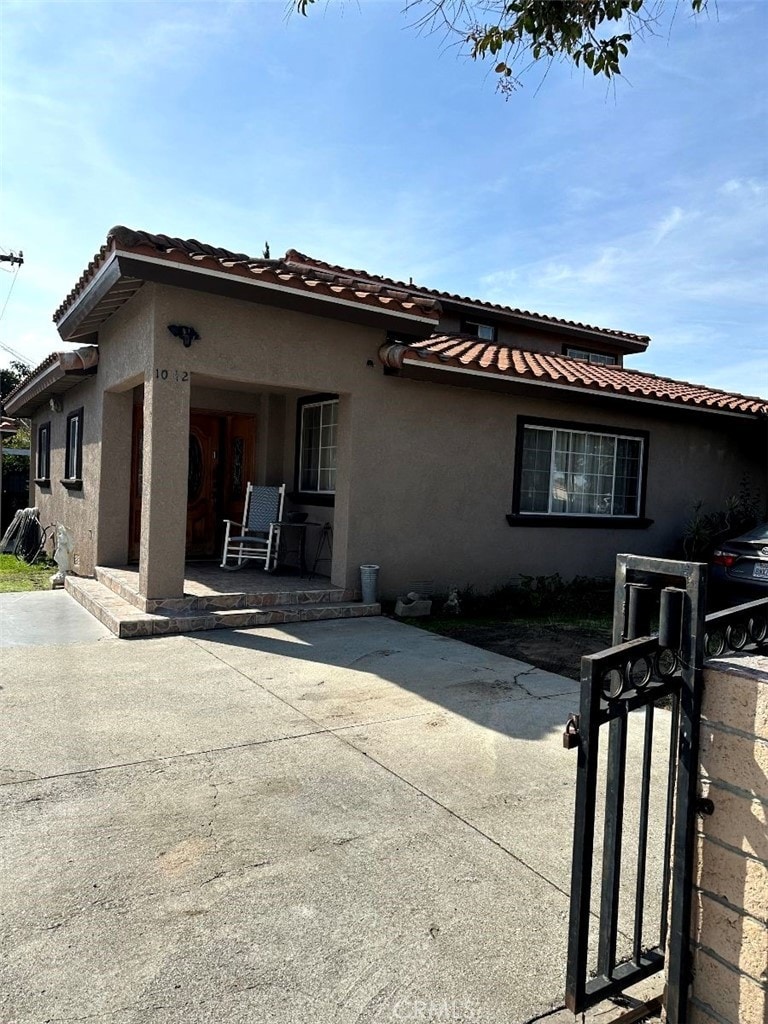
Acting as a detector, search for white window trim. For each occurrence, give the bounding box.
[299,398,338,495]
[520,423,644,518]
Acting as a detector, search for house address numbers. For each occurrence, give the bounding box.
[154,369,189,381]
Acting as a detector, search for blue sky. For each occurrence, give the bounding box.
[1,0,766,396]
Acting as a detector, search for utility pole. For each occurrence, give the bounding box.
[0,248,26,531]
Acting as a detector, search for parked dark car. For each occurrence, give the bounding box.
[709,522,768,606]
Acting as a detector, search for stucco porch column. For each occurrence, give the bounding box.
[138,370,190,599]
[95,390,134,567]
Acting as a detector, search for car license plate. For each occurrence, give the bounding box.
[753,562,768,580]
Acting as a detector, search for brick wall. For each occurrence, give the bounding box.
[688,652,768,1024]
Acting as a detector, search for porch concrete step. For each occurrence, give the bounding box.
[66,575,379,639]
[94,566,357,614]
[210,603,381,631]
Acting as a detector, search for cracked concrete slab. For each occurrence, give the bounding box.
[3,732,570,1023]
[0,634,318,779]
[1,615,650,1023]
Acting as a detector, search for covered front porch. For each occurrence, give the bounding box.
[97,366,356,605]
[65,563,378,639]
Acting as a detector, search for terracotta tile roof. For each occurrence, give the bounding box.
[54,227,441,325]
[380,335,768,417]
[284,250,650,345]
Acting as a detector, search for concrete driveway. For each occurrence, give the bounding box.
[1,611,667,1023]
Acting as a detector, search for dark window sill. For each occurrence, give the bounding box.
[289,492,335,508]
[61,478,83,491]
[34,478,51,488]
[506,514,653,529]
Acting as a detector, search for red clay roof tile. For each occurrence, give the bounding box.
[384,334,768,417]
[283,249,650,344]
[53,227,441,324]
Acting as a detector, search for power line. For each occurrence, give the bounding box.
[0,339,31,364]
[0,264,20,327]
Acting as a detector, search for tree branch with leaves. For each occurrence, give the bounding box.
[295,0,706,92]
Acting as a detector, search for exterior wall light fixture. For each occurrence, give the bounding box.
[167,324,200,347]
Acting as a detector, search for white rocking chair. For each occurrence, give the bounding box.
[220,483,286,571]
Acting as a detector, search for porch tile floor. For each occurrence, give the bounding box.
[65,565,378,639]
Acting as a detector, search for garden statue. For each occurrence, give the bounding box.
[50,524,74,589]
[442,587,461,616]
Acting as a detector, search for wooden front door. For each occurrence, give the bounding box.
[186,412,221,558]
[128,409,257,562]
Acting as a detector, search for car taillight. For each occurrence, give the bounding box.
[713,551,736,568]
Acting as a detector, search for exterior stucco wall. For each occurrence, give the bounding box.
[29,287,154,575]
[31,279,766,597]
[29,375,101,575]
[150,282,763,597]
[334,375,764,597]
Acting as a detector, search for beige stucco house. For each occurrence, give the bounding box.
[5,226,767,632]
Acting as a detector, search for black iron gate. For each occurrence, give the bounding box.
[564,554,767,1021]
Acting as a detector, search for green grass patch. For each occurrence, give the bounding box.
[0,554,56,593]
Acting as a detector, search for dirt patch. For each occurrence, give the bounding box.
[428,620,613,681]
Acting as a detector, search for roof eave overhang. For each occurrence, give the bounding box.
[4,350,99,417]
[384,350,766,422]
[57,251,440,342]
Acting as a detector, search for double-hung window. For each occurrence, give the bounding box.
[513,419,647,521]
[297,396,338,499]
[36,422,51,483]
[64,409,83,484]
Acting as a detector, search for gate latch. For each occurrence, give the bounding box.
[563,713,580,750]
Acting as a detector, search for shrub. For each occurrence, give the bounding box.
[453,573,613,620]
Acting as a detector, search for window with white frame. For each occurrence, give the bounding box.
[36,422,51,482]
[298,397,338,495]
[64,409,83,482]
[516,422,644,518]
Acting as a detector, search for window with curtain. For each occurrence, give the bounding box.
[517,422,644,518]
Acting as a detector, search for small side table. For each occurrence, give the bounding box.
[274,521,320,577]
[309,523,333,580]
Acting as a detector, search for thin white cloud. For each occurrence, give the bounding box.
[652,205,685,244]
